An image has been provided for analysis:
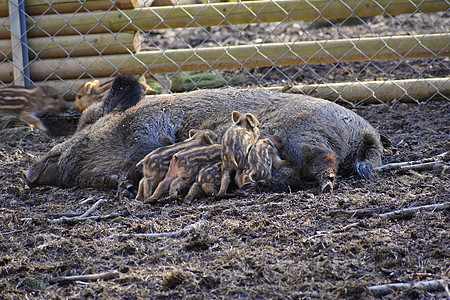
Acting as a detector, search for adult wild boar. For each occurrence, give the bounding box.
[26,74,384,196]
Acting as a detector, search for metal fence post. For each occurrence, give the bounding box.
[8,0,31,87]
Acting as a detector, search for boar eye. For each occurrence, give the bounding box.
[52,95,59,100]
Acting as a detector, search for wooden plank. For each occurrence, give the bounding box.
[8,0,30,86]
[268,78,450,104]
[0,0,447,38]
[0,33,447,82]
[0,32,141,59]
[0,0,136,17]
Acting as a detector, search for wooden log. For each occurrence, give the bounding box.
[0,33,447,82]
[133,0,175,7]
[0,32,141,60]
[0,0,174,17]
[269,78,450,104]
[0,0,447,38]
[0,0,136,17]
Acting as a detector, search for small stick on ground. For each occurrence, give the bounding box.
[328,207,387,218]
[51,199,107,223]
[307,222,361,240]
[379,202,450,220]
[375,151,448,172]
[368,279,447,297]
[51,271,119,283]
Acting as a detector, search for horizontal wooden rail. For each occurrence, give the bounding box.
[267,78,450,103]
[0,33,447,82]
[0,32,140,60]
[0,0,448,38]
[0,0,137,17]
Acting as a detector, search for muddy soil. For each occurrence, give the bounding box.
[0,97,449,299]
[1,9,449,300]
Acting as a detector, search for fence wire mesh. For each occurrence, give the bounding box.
[1,0,449,106]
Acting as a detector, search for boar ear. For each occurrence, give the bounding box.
[85,82,94,95]
[188,129,198,138]
[36,85,47,97]
[232,111,241,123]
[245,113,259,128]
[204,132,215,144]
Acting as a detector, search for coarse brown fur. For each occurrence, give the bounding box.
[219,111,260,194]
[26,75,384,196]
[136,129,218,200]
[185,161,222,202]
[0,85,69,133]
[149,144,221,201]
[240,137,286,186]
[72,79,113,112]
[72,75,161,112]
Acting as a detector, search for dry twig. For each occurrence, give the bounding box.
[330,202,449,221]
[368,279,447,296]
[51,271,119,283]
[375,151,448,172]
[379,202,450,219]
[51,199,107,223]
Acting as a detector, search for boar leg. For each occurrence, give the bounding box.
[236,171,251,187]
[185,182,202,202]
[137,177,155,200]
[22,115,48,133]
[301,146,338,193]
[149,167,178,201]
[77,169,119,189]
[26,146,65,188]
[234,170,246,187]
[149,177,172,201]
[201,182,219,196]
[136,178,145,200]
[218,169,231,195]
[356,132,383,180]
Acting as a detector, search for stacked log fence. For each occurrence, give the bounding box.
[1,0,449,104]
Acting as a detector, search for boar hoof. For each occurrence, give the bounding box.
[256,180,267,186]
[238,181,258,195]
[240,181,256,189]
[118,180,137,199]
[22,170,34,188]
[320,180,334,193]
[356,161,375,180]
[143,198,158,205]
[320,173,336,193]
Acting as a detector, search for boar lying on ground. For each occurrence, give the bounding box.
[26,74,384,197]
[148,144,222,201]
[240,137,287,186]
[136,129,218,200]
[0,85,70,133]
[219,111,260,195]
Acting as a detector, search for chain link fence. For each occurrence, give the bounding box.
[1,0,449,105]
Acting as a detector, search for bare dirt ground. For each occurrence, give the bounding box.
[1,11,450,300]
[1,96,449,300]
